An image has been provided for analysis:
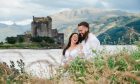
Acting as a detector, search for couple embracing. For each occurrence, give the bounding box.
[62,21,100,65]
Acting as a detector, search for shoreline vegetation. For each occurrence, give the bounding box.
[0,45,140,84]
[0,36,64,49]
[0,42,138,49]
[0,42,63,49]
[1,33,140,49]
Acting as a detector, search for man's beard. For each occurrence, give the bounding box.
[79,31,89,43]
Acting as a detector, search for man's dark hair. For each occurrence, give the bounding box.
[78,21,89,29]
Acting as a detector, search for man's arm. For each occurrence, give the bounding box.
[88,33,100,50]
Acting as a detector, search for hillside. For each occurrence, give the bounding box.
[50,8,140,43]
[98,20,140,44]
[0,23,30,42]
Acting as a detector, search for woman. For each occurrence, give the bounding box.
[62,33,83,66]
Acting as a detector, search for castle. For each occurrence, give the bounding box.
[31,16,64,45]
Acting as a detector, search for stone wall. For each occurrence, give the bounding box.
[31,16,64,45]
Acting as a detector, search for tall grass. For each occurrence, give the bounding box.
[0,48,140,84]
[55,49,140,84]
[0,59,55,84]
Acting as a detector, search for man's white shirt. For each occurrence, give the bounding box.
[81,33,100,58]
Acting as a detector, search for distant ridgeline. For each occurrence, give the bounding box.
[97,17,140,45]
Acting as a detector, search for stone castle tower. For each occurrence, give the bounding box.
[31,16,64,45]
[31,16,52,37]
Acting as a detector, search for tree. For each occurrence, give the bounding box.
[6,37,17,44]
[30,36,43,43]
[0,42,3,45]
[18,36,25,43]
[43,37,55,43]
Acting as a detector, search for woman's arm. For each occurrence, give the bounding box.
[78,44,85,57]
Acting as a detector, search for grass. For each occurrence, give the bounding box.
[55,48,140,84]
[0,47,140,84]
[0,59,54,84]
[0,42,62,49]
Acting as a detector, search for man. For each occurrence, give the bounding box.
[77,21,100,58]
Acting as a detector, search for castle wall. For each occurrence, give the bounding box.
[31,16,53,37]
[31,16,64,46]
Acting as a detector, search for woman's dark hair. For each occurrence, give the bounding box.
[63,33,79,56]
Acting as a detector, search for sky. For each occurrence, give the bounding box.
[0,0,140,25]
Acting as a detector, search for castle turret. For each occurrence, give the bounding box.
[31,16,53,37]
[31,16,64,47]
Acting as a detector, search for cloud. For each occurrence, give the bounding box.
[103,0,140,11]
[0,0,139,21]
[0,0,59,20]
[0,20,14,25]
[0,19,34,25]
[16,19,32,25]
[23,0,140,11]
[23,0,106,9]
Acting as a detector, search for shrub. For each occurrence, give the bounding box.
[6,37,17,44]
[55,50,140,84]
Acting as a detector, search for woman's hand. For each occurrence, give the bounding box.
[78,44,85,57]
[68,56,74,63]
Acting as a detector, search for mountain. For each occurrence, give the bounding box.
[50,8,140,43]
[51,8,131,31]
[0,23,7,28]
[0,23,30,42]
[97,20,140,44]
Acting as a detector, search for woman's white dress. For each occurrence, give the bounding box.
[62,45,83,65]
